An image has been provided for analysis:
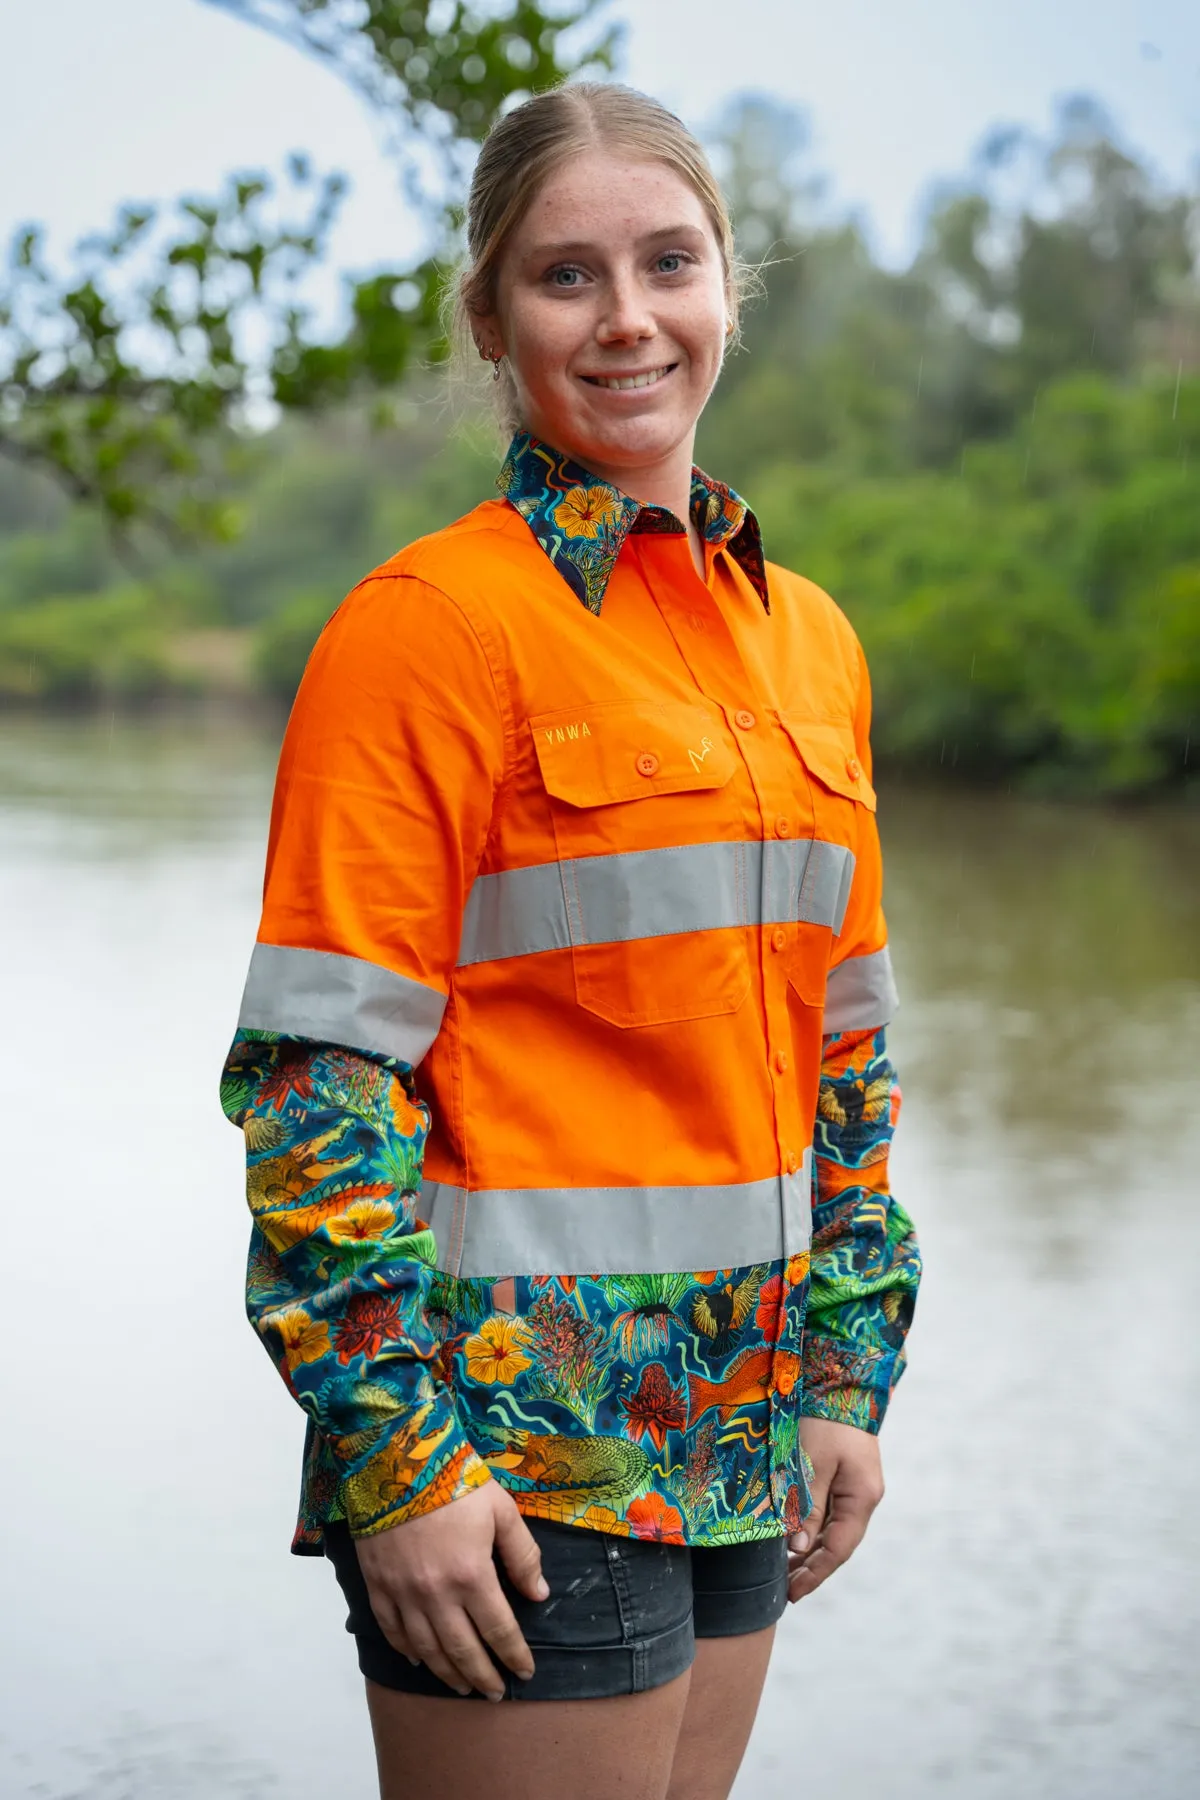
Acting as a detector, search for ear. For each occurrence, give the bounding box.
[469,303,506,365]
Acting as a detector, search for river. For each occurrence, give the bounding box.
[1,712,1197,1799]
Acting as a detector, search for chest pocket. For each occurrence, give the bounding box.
[776,714,877,1008]
[530,699,750,1028]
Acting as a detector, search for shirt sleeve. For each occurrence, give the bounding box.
[803,1025,921,1432]
[803,636,920,1431]
[223,572,511,1535]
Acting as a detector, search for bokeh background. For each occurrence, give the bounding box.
[1,4,1198,1796]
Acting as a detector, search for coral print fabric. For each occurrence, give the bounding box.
[496,431,770,614]
[221,1026,920,1554]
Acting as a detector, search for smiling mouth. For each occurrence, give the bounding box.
[580,364,676,392]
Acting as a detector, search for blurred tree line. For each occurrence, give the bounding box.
[0,14,1197,794]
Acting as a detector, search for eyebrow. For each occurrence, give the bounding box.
[525,223,709,259]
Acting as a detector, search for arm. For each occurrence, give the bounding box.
[220,1030,489,1533]
[224,574,546,1695]
[789,642,921,1600]
[803,1024,920,1433]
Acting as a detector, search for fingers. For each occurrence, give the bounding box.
[352,1485,544,1698]
[468,1575,537,1684]
[787,1483,880,1603]
[404,1605,502,1700]
[404,1565,534,1699]
[787,1482,829,1559]
[493,1499,549,1602]
[371,1599,419,1665]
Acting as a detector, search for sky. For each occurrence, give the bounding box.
[0,0,1197,299]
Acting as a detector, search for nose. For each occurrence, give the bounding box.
[596,270,656,347]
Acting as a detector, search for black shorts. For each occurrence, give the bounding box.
[324,1516,788,1702]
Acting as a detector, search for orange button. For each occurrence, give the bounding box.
[845,756,862,781]
[771,928,787,952]
[774,816,791,838]
[734,709,756,731]
[784,1149,800,1174]
[635,751,660,778]
[774,1051,789,1074]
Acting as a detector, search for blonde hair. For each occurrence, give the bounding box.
[450,82,746,433]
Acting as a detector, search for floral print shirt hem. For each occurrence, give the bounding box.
[224,1023,918,1555]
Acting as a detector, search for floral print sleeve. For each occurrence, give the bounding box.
[220,1031,491,1545]
[804,1025,921,1433]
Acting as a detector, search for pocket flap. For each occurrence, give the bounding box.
[530,701,736,807]
[778,714,877,812]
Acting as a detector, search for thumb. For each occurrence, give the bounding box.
[493,1495,549,1602]
[789,1479,830,1557]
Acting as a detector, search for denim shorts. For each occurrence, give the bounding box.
[324,1516,788,1701]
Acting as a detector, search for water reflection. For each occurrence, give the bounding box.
[1,716,1196,1800]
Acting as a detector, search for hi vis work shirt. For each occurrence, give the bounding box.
[222,433,921,1552]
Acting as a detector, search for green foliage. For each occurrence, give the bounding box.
[748,370,1200,793]
[1,85,1197,797]
[204,1,619,144]
[0,585,178,702]
[0,166,344,541]
[0,0,616,538]
[252,589,340,698]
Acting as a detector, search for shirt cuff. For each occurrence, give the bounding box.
[801,1337,907,1435]
[340,1392,492,1538]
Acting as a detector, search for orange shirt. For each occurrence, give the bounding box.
[228,434,916,1549]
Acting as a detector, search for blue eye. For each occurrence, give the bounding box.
[549,267,582,287]
[657,253,684,273]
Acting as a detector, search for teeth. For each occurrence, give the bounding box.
[589,367,671,391]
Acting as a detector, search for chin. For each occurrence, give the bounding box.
[572,412,689,472]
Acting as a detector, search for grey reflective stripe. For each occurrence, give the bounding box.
[823,946,899,1033]
[458,839,855,966]
[798,838,855,934]
[765,838,856,936]
[238,943,447,1064]
[421,1155,812,1278]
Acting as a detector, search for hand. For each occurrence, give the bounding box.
[353,1482,549,1700]
[787,1416,884,1603]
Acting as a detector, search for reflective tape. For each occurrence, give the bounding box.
[824,946,899,1033]
[458,838,855,966]
[421,1155,812,1278]
[238,943,447,1064]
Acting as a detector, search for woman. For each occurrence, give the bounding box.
[222,82,920,1800]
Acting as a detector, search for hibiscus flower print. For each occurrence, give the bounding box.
[326,1198,396,1243]
[618,1362,686,1451]
[463,1315,533,1386]
[576,1504,628,1536]
[263,1304,332,1370]
[552,485,624,539]
[626,1494,687,1544]
[334,1291,406,1364]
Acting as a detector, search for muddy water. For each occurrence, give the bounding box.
[1,714,1197,1799]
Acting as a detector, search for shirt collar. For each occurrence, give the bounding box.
[496,430,769,616]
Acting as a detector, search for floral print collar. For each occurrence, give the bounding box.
[496,430,769,616]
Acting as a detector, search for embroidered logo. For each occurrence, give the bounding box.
[687,735,714,772]
[543,722,592,744]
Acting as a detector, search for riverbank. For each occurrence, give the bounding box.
[2,365,1198,798]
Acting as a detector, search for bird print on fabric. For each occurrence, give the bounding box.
[690,1267,766,1357]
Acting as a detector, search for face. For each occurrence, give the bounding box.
[479,149,731,482]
